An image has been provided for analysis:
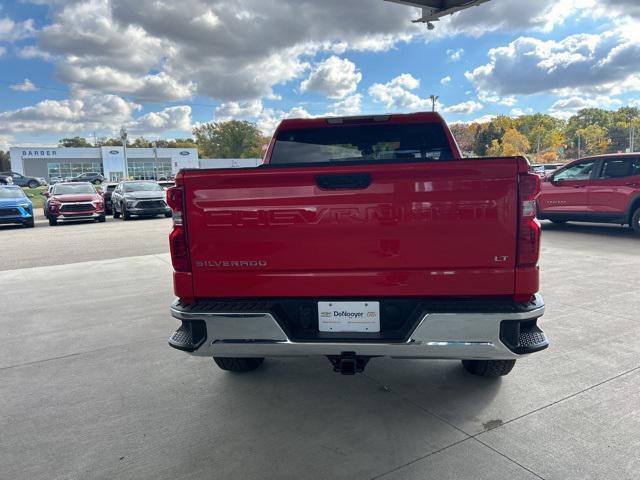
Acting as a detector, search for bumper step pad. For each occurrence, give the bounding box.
[168,320,207,352]
[500,320,549,354]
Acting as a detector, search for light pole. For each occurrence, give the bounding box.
[153,140,158,180]
[120,127,128,180]
[429,95,439,112]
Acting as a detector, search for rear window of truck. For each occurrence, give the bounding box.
[270,123,453,166]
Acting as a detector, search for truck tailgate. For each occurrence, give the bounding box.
[183,159,519,298]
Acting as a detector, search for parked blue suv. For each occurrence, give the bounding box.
[0,185,35,228]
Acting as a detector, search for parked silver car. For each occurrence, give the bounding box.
[111,181,172,220]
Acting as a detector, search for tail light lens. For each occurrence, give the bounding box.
[167,186,191,272]
[517,173,541,267]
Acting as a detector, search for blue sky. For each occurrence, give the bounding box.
[0,0,639,147]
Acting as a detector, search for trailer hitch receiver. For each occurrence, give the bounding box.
[328,352,372,375]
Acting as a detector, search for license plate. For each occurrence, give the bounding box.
[318,301,380,333]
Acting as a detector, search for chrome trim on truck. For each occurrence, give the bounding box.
[170,295,545,361]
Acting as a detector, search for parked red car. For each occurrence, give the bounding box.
[43,182,106,226]
[538,153,640,234]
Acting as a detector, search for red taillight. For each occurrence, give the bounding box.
[517,173,541,267]
[167,186,191,272]
[170,225,191,272]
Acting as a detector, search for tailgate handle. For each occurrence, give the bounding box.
[316,174,371,190]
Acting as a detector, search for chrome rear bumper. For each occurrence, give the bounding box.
[169,295,546,360]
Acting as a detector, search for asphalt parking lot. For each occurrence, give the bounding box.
[1,218,639,480]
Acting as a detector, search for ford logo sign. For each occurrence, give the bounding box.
[180,151,190,156]
[109,150,119,154]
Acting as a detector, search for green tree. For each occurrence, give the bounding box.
[193,120,266,158]
[95,137,123,147]
[450,123,480,155]
[0,150,10,171]
[486,128,531,157]
[59,136,92,147]
[131,137,153,148]
[576,124,609,155]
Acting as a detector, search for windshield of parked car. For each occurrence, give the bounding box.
[0,186,26,198]
[123,182,163,193]
[52,184,96,195]
[270,123,454,165]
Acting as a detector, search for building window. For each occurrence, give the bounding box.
[47,162,102,180]
[127,159,172,180]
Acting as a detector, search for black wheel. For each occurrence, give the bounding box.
[631,208,640,235]
[48,216,57,226]
[550,219,567,224]
[93,179,102,185]
[213,357,265,373]
[27,180,39,189]
[122,204,131,221]
[113,204,120,218]
[165,212,172,218]
[24,218,35,228]
[97,214,106,223]
[461,359,516,377]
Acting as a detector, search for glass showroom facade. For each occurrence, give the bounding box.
[47,162,103,180]
[127,160,173,180]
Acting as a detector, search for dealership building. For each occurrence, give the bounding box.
[9,146,200,182]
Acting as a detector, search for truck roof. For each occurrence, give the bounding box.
[277,111,446,130]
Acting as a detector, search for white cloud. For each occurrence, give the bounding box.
[547,95,623,119]
[300,56,362,99]
[29,0,418,103]
[443,101,483,114]
[368,74,431,110]
[466,29,640,99]
[214,100,265,121]
[0,91,192,137]
[16,46,55,61]
[57,66,196,103]
[126,106,192,135]
[0,46,5,58]
[0,16,35,42]
[10,79,39,92]
[256,106,314,135]
[451,114,498,125]
[440,0,592,37]
[331,94,362,116]
[447,48,464,61]
[477,92,518,107]
[440,76,451,86]
[0,135,13,151]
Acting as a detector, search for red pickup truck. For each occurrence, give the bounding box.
[167,112,547,377]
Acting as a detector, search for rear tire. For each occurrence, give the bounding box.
[48,216,57,226]
[213,357,265,373]
[631,208,640,235]
[462,359,516,377]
